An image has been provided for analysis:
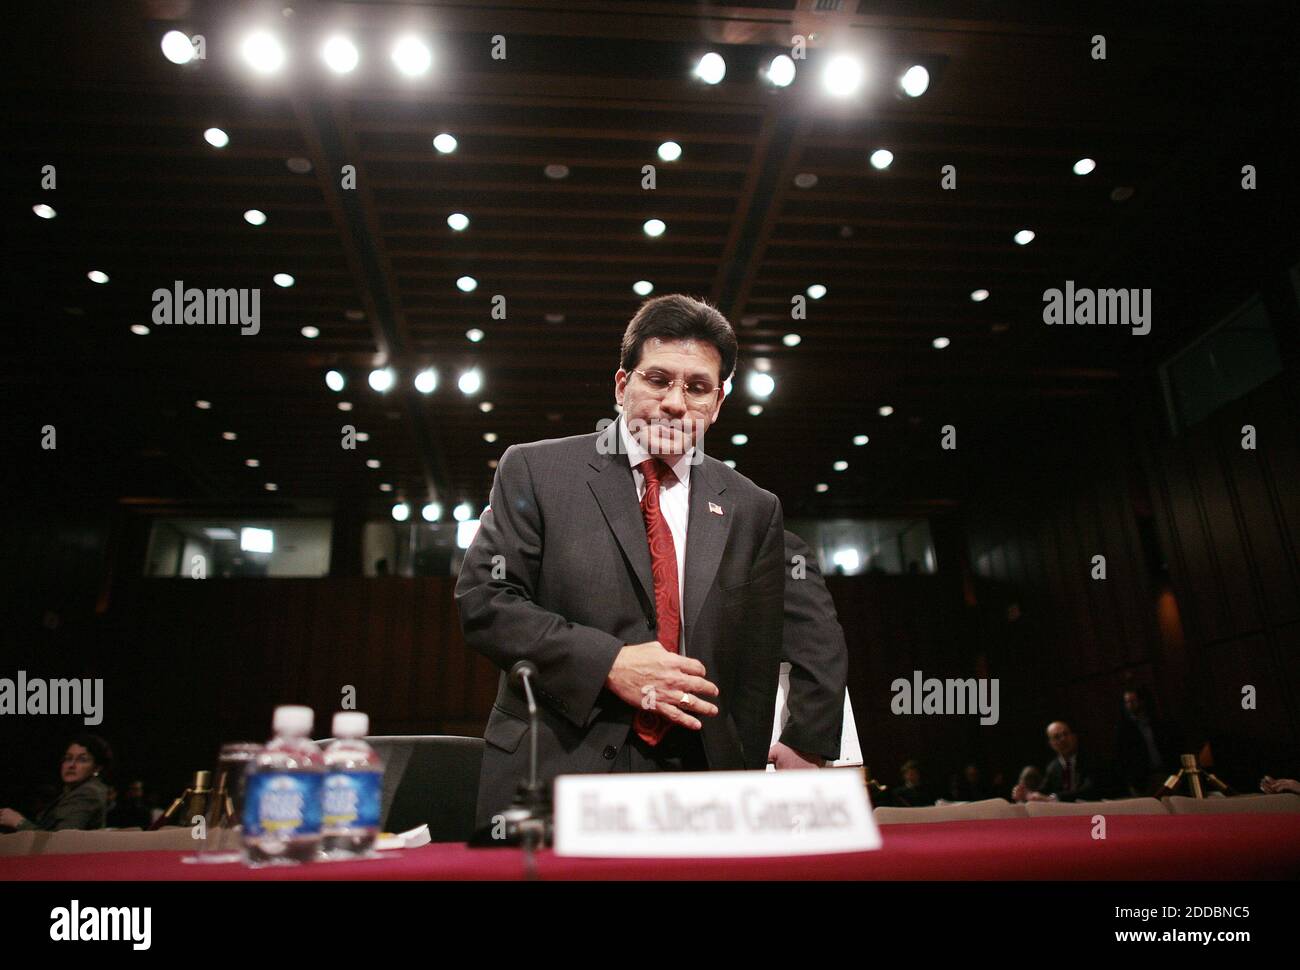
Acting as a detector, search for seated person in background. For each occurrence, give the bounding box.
[892,759,941,807]
[1014,764,1044,800]
[1260,776,1300,795]
[0,735,112,832]
[106,779,154,830]
[1113,686,1183,796]
[949,762,994,802]
[1012,721,1103,802]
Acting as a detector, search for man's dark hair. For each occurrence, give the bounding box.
[69,733,113,773]
[620,294,738,384]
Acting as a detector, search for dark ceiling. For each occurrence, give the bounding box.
[6,0,1299,522]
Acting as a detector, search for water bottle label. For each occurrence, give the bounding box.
[322,771,382,829]
[244,772,322,837]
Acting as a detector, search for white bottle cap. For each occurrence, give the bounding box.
[332,712,369,739]
[272,705,314,737]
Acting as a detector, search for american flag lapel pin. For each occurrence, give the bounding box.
[708,502,724,516]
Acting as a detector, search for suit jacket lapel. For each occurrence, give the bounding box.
[683,457,731,637]
[587,434,656,616]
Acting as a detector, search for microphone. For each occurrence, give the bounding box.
[510,661,540,792]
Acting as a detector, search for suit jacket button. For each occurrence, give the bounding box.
[603,745,618,760]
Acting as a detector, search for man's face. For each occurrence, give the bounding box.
[1123,691,1141,715]
[902,767,921,787]
[61,744,95,785]
[615,337,725,457]
[1047,723,1076,757]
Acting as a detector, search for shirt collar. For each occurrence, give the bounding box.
[618,415,693,487]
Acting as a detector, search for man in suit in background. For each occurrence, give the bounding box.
[457,295,787,828]
[1012,720,1103,802]
[769,530,849,769]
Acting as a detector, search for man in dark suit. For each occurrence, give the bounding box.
[1012,721,1103,803]
[457,295,787,828]
[769,530,848,769]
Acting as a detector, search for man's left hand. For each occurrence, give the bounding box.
[768,742,826,770]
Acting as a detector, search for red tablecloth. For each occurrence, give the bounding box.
[5,813,1298,881]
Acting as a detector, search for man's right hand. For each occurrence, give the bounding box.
[605,641,720,730]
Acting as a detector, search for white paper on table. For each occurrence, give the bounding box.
[767,662,862,770]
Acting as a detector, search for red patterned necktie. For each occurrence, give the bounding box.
[633,457,680,746]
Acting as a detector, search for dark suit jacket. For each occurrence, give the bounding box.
[16,777,108,831]
[779,531,848,762]
[1039,750,1103,802]
[456,420,786,828]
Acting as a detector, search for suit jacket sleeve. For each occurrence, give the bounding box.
[455,444,626,731]
[20,781,106,831]
[779,531,848,762]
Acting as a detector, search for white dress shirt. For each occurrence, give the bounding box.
[618,416,691,653]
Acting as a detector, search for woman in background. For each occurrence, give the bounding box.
[0,734,111,831]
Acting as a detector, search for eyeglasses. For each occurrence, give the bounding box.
[62,754,94,765]
[631,368,721,407]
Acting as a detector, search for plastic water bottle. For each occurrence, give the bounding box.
[242,705,323,865]
[321,712,383,858]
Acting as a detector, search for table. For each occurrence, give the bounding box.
[5,813,1298,880]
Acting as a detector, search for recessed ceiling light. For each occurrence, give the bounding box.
[273,273,294,287]
[240,30,286,74]
[432,132,457,154]
[459,369,483,395]
[833,460,848,471]
[544,313,565,324]
[747,372,775,398]
[657,141,682,162]
[325,370,345,392]
[195,399,211,409]
[544,164,570,179]
[355,432,370,442]
[368,368,395,392]
[447,212,469,231]
[453,502,473,522]
[1013,229,1035,246]
[853,434,869,445]
[300,326,319,339]
[379,483,393,492]
[643,218,666,237]
[1110,186,1135,202]
[478,401,494,412]
[321,35,359,74]
[900,64,930,97]
[391,503,410,522]
[806,284,827,300]
[264,482,278,491]
[731,433,748,446]
[393,36,432,77]
[782,333,802,347]
[870,149,894,170]
[815,482,829,493]
[33,204,56,219]
[822,53,864,98]
[161,30,195,65]
[222,431,237,441]
[932,336,951,349]
[245,458,260,468]
[766,54,796,87]
[793,172,818,189]
[1073,157,1097,176]
[422,502,441,522]
[414,369,437,394]
[88,270,109,284]
[130,324,150,336]
[344,309,365,321]
[337,401,353,411]
[487,459,498,469]
[366,459,380,469]
[483,432,497,443]
[244,209,267,226]
[694,52,726,85]
[723,459,737,469]
[991,322,1010,333]
[747,405,763,416]
[456,276,478,292]
[204,128,229,148]
[286,157,312,174]
[878,405,894,417]
[633,280,654,296]
[466,328,485,342]
[970,288,990,302]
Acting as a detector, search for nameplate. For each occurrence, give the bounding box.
[553,770,881,857]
